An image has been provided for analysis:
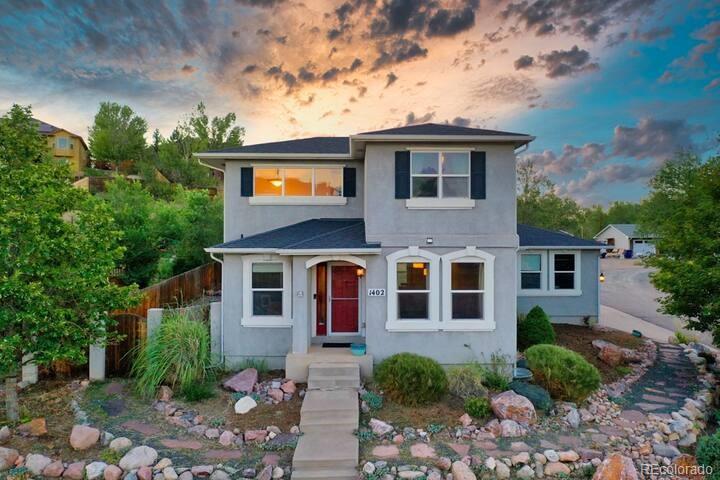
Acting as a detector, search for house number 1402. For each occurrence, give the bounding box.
[367,288,386,297]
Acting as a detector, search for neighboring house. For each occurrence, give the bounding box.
[593,224,656,257]
[35,119,89,176]
[196,123,603,380]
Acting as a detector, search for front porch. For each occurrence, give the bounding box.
[286,345,373,382]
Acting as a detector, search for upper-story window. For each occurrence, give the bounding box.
[411,151,470,199]
[56,137,69,149]
[255,167,342,197]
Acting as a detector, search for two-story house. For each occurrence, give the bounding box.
[36,119,89,177]
[196,123,602,380]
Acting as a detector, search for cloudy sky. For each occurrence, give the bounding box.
[0,0,718,204]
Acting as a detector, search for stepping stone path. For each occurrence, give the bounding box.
[291,363,360,480]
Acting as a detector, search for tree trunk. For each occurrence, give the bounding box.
[4,377,19,422]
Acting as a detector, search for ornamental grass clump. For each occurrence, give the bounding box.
[447,364,486,398]
[375,353,448,406]
[525,344,600,403]
[131,310,214,397]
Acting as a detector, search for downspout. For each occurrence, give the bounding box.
[209,253,225,361]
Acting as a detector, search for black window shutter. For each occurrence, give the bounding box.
[395,151,410,199]
[343,167,356,197]
[470,151,486,199]
[240,167,253,197]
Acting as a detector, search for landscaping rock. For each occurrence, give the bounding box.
[188,425,209,436]
[271,467,284,480]
[138,466,153,480]
[372,445,400,458]
[109,437,133,452]
[256,465,272,480]
[592,340,624,366]
[85,462,108,480]
[459,413,473,427]
[205,428,220,439]
[558,451,579,462]
[565,408,581,428]
[219,430,236,446]
[268,388,284,402]
[104,465,123,480]
[101,431,115,446]
[511,452,530,465]
[509,381,552,412]
[211,471,230,480]
[163,467,178,480]
[235,396,258,414]
[499,419,526,437]
[363,462,376,475]
[0,426,10,443]
[280,380,296,394]
[155,458,172,471]
[224,368,258,393]
[410,443,436,458]
[592,453,638,480]
[44,461,65,477]
[70,425,100,450]
[435,457,452,471]
[369,418,394,436]
[18,418,48,436]
[178,472,193,480]
[245,430,267,442]
[544,462,571,476]
[517,465,535,479]
[119,446,159,470]
[26,453,52,475]
[451,461,476,480]
[491,391,537,425]
[0,447,19,471]
[63,462,86,479]
[543,450,559,463]
[494,461,510,479]
[157,386,173,402]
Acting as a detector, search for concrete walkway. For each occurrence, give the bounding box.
[600,305,673,344]
[291,363,360,480]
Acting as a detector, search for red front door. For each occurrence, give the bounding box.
[330,265,359,334]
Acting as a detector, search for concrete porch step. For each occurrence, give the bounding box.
[292,432,358,470]
[307,376,360,390]
[308,362,360,378]
[291,467,357,480]
[300,413,358,433]
[301,389,359,414]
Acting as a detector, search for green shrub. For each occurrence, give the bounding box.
[375,353,448,406]
[697,433,720,480]
[361,391,384,411]
[182,382,216,402]
[99,448,123,465]
[464,397,491,419]
[447,364,486,399]
[481,354,511,392]
[131,310,215,397]
[525,345,600,403]
[518,306,556,351]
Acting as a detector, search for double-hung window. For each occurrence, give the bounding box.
[386,248,440,331]
[442,248,495,330]
[397,262,430,319]
[450,263,484,319]
[56,137,69,149]
[552,253,577,290]
[254,167,342,197]
[251,263,283,316]
[411,152,470,198]
[520,254,543,290]
[518,251,581,296]
[242,256,292,327]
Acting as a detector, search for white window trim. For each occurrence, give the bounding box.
[408,151,471,205]
[386,247,440,332]
[518,250,547,295]
[249,196,347,206]
[253,166,344,203]
[550,250,582,296]
[441,247,495,331]
[405,198,475,209]
[242,255,293,327]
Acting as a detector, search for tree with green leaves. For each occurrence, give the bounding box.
[89,102,148,171]
[640,151,720,343]
[0,105,138,420]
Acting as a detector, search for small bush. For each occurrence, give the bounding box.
[525,345,600,403]
[99,448,122,465]
[674,330,697,345]
[464,397,491,419]
[131,310,215,397]
[518,306,556,351]
[181,382,216,402]
[480,353,511,392]
[361,391,384,411]
[447,364,486,399]
[697,433,720,480]
[375,353,448,406]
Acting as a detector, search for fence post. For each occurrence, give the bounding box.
[21,354,38,385]
[147,308,163,338]
[210,302,222,363]
[89,344,105,381]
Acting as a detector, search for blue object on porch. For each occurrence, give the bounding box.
[351,343,366,356]
[513,367,533,381]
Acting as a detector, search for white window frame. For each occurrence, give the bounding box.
[250,165,346,205]
[386,247,440,332]
[549,250,581,296]
[518,251,546,295]
[406,150,475,210]
[441,247,495,331]
[242,255,293,327]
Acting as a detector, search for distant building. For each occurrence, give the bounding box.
[35,119,89,177]
[593,224,657,257]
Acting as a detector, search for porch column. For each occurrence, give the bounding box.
[291,256,310,354]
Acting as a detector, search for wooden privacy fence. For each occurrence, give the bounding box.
[105,262,221,375]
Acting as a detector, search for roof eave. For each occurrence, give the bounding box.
[519,245,604,250]
[205,247,381,254]
[194,152,353,160]
[350,133,535,146]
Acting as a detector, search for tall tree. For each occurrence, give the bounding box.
[0,105,138,420]
[89,102,147,170]
[640,151,720,343]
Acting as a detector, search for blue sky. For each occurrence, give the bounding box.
[0,0,718,205]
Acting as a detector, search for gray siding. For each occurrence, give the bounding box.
[517,250,600,325]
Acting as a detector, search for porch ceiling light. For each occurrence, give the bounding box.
[412,263,425,269]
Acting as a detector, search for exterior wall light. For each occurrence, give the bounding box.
[599,272,605,283]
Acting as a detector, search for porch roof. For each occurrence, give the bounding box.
[206,218,381,254]
[518,224,604,249]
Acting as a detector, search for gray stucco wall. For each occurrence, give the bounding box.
[517,250,600,325]
[223,160,365,241]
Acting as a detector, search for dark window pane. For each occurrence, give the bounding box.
[521,272,541,289]
[397,263,428,290]
[554,254,575,271]
[452,293,483,319]
[412,177,438,197]
[442,177,468,198]
[452,263,483,290]
[252,263,283,288]
[398,292,428,319]
[253,291,283,315]
[555,272,575,289]
[412,153,439,174]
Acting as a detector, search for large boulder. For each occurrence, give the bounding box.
[69,425,100,450]
[509,381,552,412]
[592,453,638,480]
[592,340,639,366]
[491,391,537,426]
[223,368,258,393]
[119,446,158,470]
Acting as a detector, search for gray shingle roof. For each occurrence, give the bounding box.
[358,123,529,137]
[518,224,603,248]
[207,137,350,155]
[211,218,380,250]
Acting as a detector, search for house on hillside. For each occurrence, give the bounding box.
[35,119,89,177]
[196,123,603,380]
[594,223,656,258]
